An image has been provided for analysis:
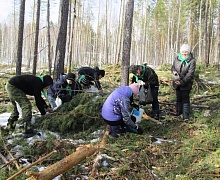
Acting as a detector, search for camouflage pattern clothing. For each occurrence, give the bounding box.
[5,75,53,132]
[6,82,32,127]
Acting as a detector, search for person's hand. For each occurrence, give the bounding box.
[173,71,177,75]
[136,125,143,134]
[46,107,53,113]
[175,80,181,85]
[131,103,139,110]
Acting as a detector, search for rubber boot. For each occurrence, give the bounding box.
[174,102,183,116]
[7,116,19,130]
[23,120,35,138]
[109,126,119,138]
[183,103,190,121]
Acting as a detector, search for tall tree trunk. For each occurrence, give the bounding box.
[115,0,125,64]
[121,0,134,86]
[67,0,77,73]
[33,0,41,76]
[105,0,109,64]
[16,0,26,75]
[47,0,52,76]
[53,0,70,80]
[218,1,220,71]
[95,0,101,65]
[203,0,209,67]
[176,0,181,53]
[198,0,203,62]
[142,0,148,63]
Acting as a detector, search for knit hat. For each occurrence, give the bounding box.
[129,83,139,96]
[99,70,105,77]
[43,75,53,87]
[129,65,140,74]
[180,44,191,52]
[66,73,76,81]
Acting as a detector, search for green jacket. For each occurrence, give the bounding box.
[131,64,159,87]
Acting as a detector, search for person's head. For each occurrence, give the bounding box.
[129,83,139,97]
[129,65,141,76]
[66,73,76,85]
[180,44,191,58]
[43,75,53,89]
[98,70,105,79]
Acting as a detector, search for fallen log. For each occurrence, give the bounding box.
[89,127,110,178]
[26,130,109,180]
[142,112,162,124]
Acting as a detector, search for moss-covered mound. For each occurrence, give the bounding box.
[34,92,109,135]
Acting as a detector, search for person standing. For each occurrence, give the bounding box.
[171,44,196,121]
[47,72,82,110]
[129,64,160,120]
[77,66,105,91]
[101,83,143,138]
[5,74,53,136]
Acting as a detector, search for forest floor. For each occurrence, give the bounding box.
[0,64,220,180]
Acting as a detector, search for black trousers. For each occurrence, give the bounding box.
[103,119,125,126]
[176,88,190,104]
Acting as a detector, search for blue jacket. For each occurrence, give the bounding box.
[101,86,136,128]
[47,74,81,102]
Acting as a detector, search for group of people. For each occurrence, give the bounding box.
[101,43,196,137]
[5,66,105,137]
[5,43,196,138]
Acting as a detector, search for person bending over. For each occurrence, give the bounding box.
[101,83,143,138]
[5,74,53,136]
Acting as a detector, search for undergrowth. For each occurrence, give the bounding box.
[0,64,220,179]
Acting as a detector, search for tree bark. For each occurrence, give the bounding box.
[203,0,209,67]
[115,0,125,64]
[67,0,77,73]
[121,0,134,86]
[32,0,41,76]
[16,0,26,75]
[53,0,69,80]
[47,0,52,76]
[218,1,220,71]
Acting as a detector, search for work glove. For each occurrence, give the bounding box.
[135,125,143,134]
[131,103,139,110]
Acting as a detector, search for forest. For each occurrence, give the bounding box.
[0,0,220,77]
[0,0,220,179]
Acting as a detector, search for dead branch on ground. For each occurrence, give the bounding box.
[0,129,20,170]
[7,150,56,180]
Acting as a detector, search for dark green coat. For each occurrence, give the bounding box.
[171,53,196,90]
[131,64,159,87]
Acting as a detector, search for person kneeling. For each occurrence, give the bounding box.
[101,83,143,138]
